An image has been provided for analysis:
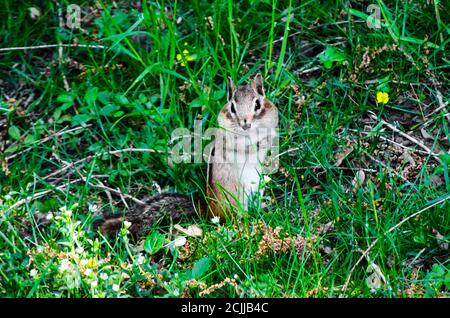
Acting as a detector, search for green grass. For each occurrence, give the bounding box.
[0,0,449,298]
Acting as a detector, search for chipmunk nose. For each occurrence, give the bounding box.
[242,119,251,130]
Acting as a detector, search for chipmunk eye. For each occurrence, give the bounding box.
[255,99,261,111]
[230,102,236,114]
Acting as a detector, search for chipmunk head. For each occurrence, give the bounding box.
[226,73,265,131]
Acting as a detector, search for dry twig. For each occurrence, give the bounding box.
[367,111,442,164]
[0,44,105,52]
[42,148,165,181]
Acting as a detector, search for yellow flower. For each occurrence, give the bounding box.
[176,49,195,66]
[376,91,389,104]
[86,258,98,268]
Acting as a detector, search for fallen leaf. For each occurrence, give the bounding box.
[432,229,449,250]
[366,271,383,293]
[1,159,10,176]
[174,224,203,237]
[429,175,443,186]
[351,170,366,190]
[366,262,387,293]
[166,236,187,250]
[420,128,434,140]
[315,222,334,234]
[400,150,415,167]
[334,145,354,167]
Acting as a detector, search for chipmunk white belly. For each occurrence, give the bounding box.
[237,156,262,207]
[233,130,268,207]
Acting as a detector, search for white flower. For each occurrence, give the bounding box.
[37,246,44,253]
[29,7,41,20]
[91,280,98,288]
[59,259,70,272]
[60,206,72,217]
[136,253,145,265]
[100,272,108,280]
[4,194,12,200]
[211,216,220,224]
[263,175,272,183]
[45,213,53,221]
[30,269,38,277]
[84,268,92,276]
[112,284,120,292]
[80,259,88,266]
[88,203,99,213]
[124,221,132,229]
[76,246,84,255]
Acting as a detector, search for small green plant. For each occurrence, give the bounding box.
[317,46,346,69]
[424,264,450,297]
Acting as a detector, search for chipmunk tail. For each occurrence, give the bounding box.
[94,192,200,238]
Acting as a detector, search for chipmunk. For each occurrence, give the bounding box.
[86,74,278,238]
[206,73,279,219]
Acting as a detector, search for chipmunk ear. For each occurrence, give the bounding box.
[227,76,235,102]
[253,73,265,96]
